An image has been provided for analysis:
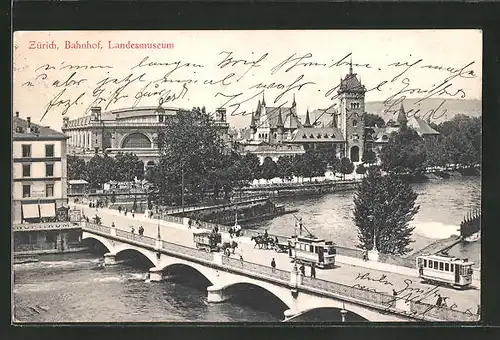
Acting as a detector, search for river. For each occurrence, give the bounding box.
[13,177,480,323]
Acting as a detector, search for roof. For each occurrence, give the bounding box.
[254,104,301,130]
[13,116,68,141]
[338,73,366,94]
[289,127,345,143]
[239,143,304,153]
[64,106,181,128]
[307,107,338,127]
[408,117,440,135]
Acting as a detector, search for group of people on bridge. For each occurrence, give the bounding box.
[117,206,136,218]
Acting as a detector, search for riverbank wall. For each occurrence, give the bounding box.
[13,222,86,256]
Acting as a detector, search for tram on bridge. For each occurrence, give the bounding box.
[287,216,336,269]
[416,254,474,289]
[288,235,336,269]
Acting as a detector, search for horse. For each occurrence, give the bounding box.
[221,241,238,254]
[251,235,275,249]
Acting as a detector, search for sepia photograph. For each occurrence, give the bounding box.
[12,30,481,323]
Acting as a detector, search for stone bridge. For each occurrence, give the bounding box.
[81,222,479,323]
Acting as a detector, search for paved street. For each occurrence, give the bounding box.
[78,204,480,314]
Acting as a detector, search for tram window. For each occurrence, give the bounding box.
[305,245,310,252]
[433,261,438,270]
[450,265,454,272]
[445,263,449,271]
[310,246,315,253]
[424,259,427,267]
[439,262,444,271]
[428,260,432,268]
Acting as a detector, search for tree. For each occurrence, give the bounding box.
[67,155,87,180]
[151,107,226,205]
[356,164,366,175]
[361,150,377,165]
[339,157,354,180]
[242,153,261,180]
[353,169,419,255]
[364,113,386,127]
[85,154,116,188]
[380,125,426,175]
[114,152,142,182]
[261,157,278,180]
[276,156,294,181]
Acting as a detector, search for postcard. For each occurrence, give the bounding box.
[12,30,481,323]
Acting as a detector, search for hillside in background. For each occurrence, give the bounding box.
[227,98,481,130]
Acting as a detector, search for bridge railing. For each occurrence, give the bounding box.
[115,229,156,246]
[83,222,111,234]
[301,276,396,308]
[221,256,290,282]
[161,240,213,262]
[409,301,480,322]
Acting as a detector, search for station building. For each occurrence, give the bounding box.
[61,106,230,172]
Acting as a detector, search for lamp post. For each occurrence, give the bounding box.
[367,214,379,261]
[181,163,185,214]
[340,303,348,322]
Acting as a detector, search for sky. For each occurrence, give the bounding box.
[13,30,482,130]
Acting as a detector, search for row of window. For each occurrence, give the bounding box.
[423,259,455,272]
[22,164,54,177]
[350,103,361,109]
[21,144,55,158]
[22,184,54,198]
[302,133,336,139]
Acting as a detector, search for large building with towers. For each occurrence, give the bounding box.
[237,63,439,164]
[61,106,230,173]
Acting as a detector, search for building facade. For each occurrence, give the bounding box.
[237,63,439,165]
[12,113,69,223]
[61,106,230,171]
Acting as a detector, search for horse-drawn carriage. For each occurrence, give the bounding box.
[251,234,277,249]
[274,241,290,253]
[193,232,222,252]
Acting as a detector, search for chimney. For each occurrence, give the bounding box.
[15,111,19,118]
[27,117,31,128]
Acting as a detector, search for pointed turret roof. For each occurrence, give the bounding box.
[276,108,284,127]
[303,108,312,128]
[262,93,266,106]
[397,102,408,125]
[292,93,296,107]
[250,111,256,128]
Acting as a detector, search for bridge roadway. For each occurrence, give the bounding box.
[77,204,480,316]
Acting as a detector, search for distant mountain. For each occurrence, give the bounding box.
[227,98,481,129]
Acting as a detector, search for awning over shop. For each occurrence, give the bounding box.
[39,203,56,218]
[22,204,40,219]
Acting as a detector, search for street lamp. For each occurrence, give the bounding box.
[340,303,348,322]
[367,214,379,261]
[181,163,185,214]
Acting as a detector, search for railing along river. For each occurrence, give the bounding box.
[82,222,479,322]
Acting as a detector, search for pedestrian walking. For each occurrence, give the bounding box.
[419,263,424,276]
[436,294,443,307]
[188,219,192,229]
[310,263,316,278]
[111,222,115,228]
[271,258,276,272]
[240,255,244,266]
[139,226,144,236]
[392,289,398,297]
[299,263,305,276]
[131,227,135,234]
[118,206,122,214]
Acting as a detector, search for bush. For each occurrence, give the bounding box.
[356,164,366,175]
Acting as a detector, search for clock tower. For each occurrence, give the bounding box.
[338,61,366,163]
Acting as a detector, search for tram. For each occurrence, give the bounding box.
[416,254,474,289]
[288,235,336,269]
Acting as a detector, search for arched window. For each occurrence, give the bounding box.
[121,133,151,149]
[309,134,314,138]
[353,120,358,127]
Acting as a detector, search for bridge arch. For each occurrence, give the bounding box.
[81,234,113,254]
[162,263,214,288]
[222,282,290,312]
[114,247,157,268]
[287,306,368,322]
